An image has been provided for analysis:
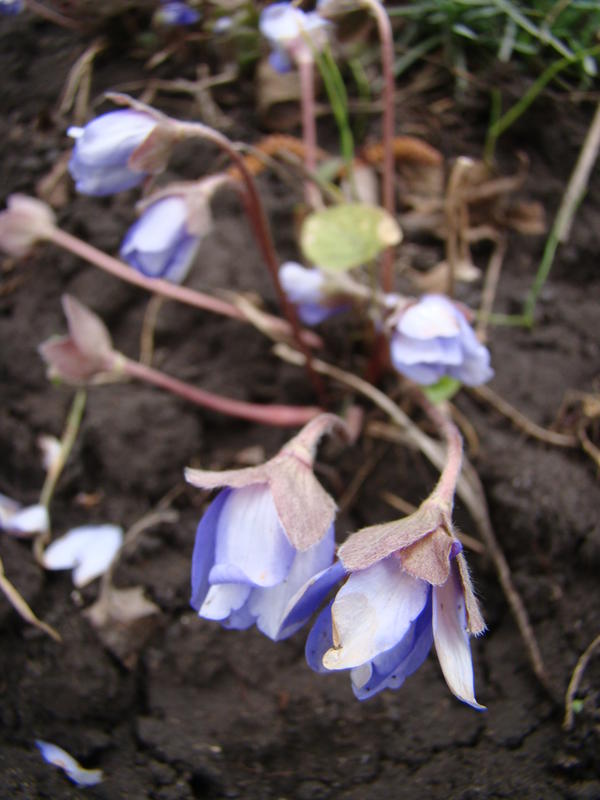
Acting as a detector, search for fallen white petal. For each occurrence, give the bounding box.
[43,524,123,587]
[38,434,62,473]
[0,497,49,538]
[35,740,103,787]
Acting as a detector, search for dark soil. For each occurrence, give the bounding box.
[1,11,600,800]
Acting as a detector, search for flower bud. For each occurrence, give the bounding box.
[68,110,164,196]
[0,195,55,257]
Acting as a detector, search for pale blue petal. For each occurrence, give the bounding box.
[391,334,462,366]
[248,525,337,640]
[190,489,230,611]
[352,595,433,700]
[305,603,334,673]
[398,295,460,339]
[68,159,146,196]
[69,111,155,167]
[199,582,251,620]
[279,557,345,636]
[433,563,485,709]
[214,484,295,587]
[322,558,429,670]
[393,361,446,385]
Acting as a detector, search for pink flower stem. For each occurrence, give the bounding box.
[297,56,320,208]
[175,121,326,399]
[415,391,463,511]
[361,0,396,292]
[46,226,322,350]
[118,354,323,427]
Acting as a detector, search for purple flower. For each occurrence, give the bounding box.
[306,499,486,706]
[279,261,343,325]
[259,2,329,72]
[186,414,348,640]
[155,1,200,26]
[68,110,157,196]
[120,195,201,283]
[190,486,338,640]
[390,294,493,386]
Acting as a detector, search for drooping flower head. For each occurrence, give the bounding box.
[185,413,348,641]
[120,176,228,283]
[259,2,329,72]
[68,109,169,196]
[306,497,486,706]
[279,261,347,326]
[389,294,493,386]
[0,195,56,257]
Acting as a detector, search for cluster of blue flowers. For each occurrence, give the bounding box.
[185,416,485,707]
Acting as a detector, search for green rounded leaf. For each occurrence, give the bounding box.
[300,203,402,272]
[423,376,461,405]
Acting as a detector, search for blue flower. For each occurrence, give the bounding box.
[306,554,484,706]
[279,261,344,325]
[155,1,200,26]
[306,499,486,706]
[190,486,340,640]
[68,110,157,196]
[259,2,329,72]
[389,294,493,386]
[120,195,201,283]
[186,414,348,641]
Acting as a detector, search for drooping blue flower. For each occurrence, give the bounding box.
[155,1,200,27]
[389,294,493,386]
[279,261,344,325]
[305,498,486,706]
[120,195,201,283]
[190,486,340,640]
[259,2,329,73]
[68,110,157,196]
[306,553,484,706]
[186,414,348,641]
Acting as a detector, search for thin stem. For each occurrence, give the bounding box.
[298,57,321,208]
[0,556,61,642]
[45,226,321,350]
[119,354,322,428]
[360,0,396,292]
[39,389,87,510]
[35,389,87,565]
[175,120,325,399]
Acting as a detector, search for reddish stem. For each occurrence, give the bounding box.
[361,0,396,292]
[120,355,322,427]
[298,57,320,208]
[175,121,326,400]
[46,227,322,350]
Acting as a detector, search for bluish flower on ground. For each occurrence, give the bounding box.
[120,195,201,283]
[68,110,157,196]
[186,414,347,641]
[306,498,486,706]
[306,553,484,706]
[389,294,493,386]
[190,486,339,640]
[259,2,329,72]
[279,261,344,325]
[155,1,200,26]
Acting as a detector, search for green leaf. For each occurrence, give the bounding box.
[423,376,462,405]
[300,204,402,273]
